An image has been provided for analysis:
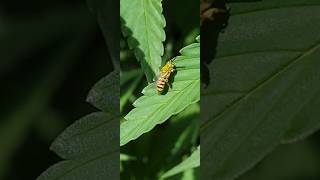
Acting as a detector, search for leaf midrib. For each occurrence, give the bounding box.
[122,78,199,145]
[210,69,320,179]
[214,49,304,60]
[201,41,320,131]
[65,116,118,139]
[142,0,153,73]
[231,4,320,16]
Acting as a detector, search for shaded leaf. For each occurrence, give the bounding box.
[87,71,119,113]
[201,1,320,180]
[121,37,200,146]
[50,113,118,159]
[37,112,118,180]
[38,71,119,180]
[238,140,320,180]
[120,0,166,82]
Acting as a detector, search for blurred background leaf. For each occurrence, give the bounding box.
[0,1,113,179]
[162,146,200,179]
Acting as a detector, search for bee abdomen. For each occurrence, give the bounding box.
[157,78,166,92]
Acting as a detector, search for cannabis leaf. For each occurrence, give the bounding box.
[87,71,119,113]
[161,147,200,179]
[120,0,166,82]
[201,1,320,180]
[120,36,200,146]
[37,71,119,180]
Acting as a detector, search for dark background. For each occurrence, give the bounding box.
[0,0,113,179]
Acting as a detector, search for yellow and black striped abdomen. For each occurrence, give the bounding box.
[156,77,166,92]
[156,72,171,93]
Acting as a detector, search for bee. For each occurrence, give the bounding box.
[156,59,176,94]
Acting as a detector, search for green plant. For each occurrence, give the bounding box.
[120,0,200,179]
[202,0,320,179]
[36,0,120,179]
[37,72,119,180]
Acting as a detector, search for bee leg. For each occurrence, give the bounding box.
[165,80,172,89]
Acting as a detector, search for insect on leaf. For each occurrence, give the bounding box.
[120,36,200,146]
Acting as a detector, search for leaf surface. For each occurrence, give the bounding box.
[87,71,119,113]
[120,0,166,82]
[201,1,320,180]
[121,37,200,146]
[37,71,119,180]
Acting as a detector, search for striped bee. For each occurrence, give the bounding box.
[156,59,176,94]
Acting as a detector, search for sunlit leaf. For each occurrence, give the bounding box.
[121,36,200,146]
[120,0,166,82]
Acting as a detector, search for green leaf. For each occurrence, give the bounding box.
[161,147,200,179]
[282,91,320,143]
[87,71,119,113]
[201,1,320,180]
[37,112,118,180]
[121,37,200,146]
[120,0,166,82]
[37,71,119,180]
[170,104,199,156]
[146,104,199,175]
[238,140,320,180]
[230,0,320,15]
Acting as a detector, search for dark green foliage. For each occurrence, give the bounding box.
[202,0,320,179]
